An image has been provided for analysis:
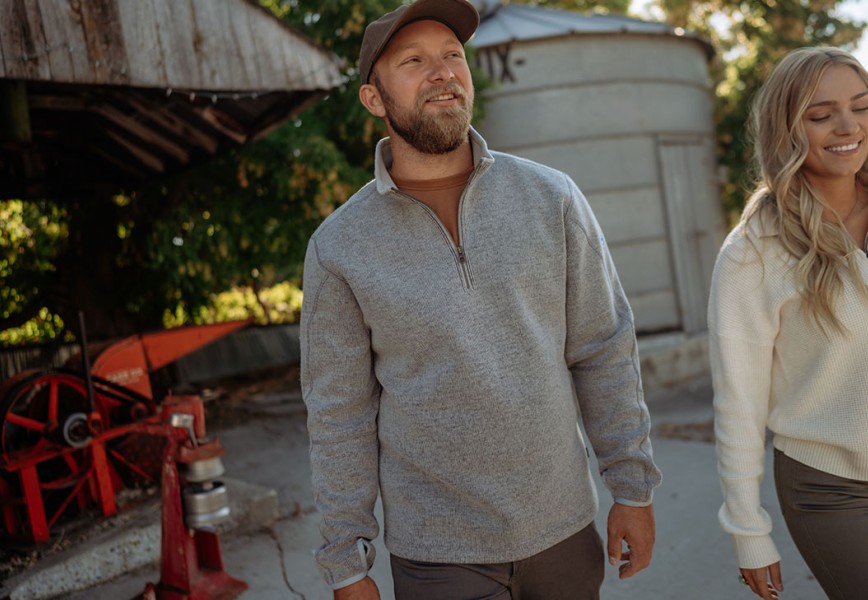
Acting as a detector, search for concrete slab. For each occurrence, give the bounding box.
[591,437,824,600]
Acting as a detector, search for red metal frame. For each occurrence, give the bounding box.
[0,320,251,544]
[0,419,158,542]
[1,322,251,599]
[91,320,251,401]
[138,397,247,600]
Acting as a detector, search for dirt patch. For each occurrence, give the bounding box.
[199,365,302,430]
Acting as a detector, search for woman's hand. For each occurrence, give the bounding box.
[740,563,783,599]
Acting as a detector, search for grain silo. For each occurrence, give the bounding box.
[470,1,726,387]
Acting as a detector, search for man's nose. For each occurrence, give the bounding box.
[429,58,456,82]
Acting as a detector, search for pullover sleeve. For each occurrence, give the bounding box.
[562,178,662,505]
[300,237,381,589]
[707,235,781,569]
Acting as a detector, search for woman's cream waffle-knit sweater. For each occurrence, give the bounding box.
[708,214,868,569]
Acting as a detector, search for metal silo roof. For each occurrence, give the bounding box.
[470,1,713,58]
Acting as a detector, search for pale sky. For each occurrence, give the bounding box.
[837,0,868,67]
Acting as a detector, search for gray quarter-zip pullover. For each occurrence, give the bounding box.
[300,128,661,589]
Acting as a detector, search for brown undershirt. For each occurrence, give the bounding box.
[391,166,474,245]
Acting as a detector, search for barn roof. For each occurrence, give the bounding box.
[470,1,713,58]
[0,0,344,199]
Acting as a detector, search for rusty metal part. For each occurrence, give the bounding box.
[183,481,230,529]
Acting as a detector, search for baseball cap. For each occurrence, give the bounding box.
[359,0,480,84]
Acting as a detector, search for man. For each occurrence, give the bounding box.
[300,1,662,598]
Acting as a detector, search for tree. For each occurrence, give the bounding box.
[0,200,69,344]
[655,0,865,219]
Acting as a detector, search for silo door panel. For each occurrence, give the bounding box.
[657,138,720,334]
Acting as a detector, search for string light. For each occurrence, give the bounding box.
[163,89,280,102]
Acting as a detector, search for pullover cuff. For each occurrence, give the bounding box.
[613,495,653,508]
[733,534,781,570]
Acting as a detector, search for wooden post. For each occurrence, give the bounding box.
[0,80,32,143]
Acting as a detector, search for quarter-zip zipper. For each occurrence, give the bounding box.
[391,191,475,289]
[455,244,472,288]
[387,158,488,289]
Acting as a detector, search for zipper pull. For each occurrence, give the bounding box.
[457,245,466,263]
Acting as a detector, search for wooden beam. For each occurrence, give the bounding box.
[197,105,248,144]
[30,92,190,162]
[92,103,190,162]
[120,94,220,154]
[105,129,164,173]
[28,94,88,110]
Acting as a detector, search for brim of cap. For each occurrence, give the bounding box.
[362,0,480,83]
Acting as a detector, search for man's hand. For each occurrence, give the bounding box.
[606,503,655,579]
[740,564,783,599]
[334,576,380,600]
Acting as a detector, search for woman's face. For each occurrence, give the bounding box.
[801,64,868,184]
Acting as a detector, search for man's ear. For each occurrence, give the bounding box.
[359,83,386,118]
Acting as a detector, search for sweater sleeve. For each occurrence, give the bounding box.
[708,235,781,569]
[300,237,381,589]
[562,178,662,505]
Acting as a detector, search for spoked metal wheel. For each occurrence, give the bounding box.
[0,369,158,540]
[1,371,93,485]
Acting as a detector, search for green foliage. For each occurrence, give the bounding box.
[0,308,69,346]
[130,117,371,328]
[262,0,403,168]
[0,199,70,345]
[163,281,303,327]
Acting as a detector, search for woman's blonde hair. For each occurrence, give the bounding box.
[742,46,868,332]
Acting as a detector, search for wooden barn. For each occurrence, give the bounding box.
[0,0,343,199]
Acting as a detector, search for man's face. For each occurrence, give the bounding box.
[369,19,474,154]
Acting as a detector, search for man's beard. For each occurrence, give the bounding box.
[377,81,473,155]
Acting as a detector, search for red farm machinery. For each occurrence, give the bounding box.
[0,319,251,599]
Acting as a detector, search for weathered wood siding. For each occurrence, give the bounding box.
[0,0,342,91]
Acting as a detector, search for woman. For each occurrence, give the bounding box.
[708,47,868,600]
